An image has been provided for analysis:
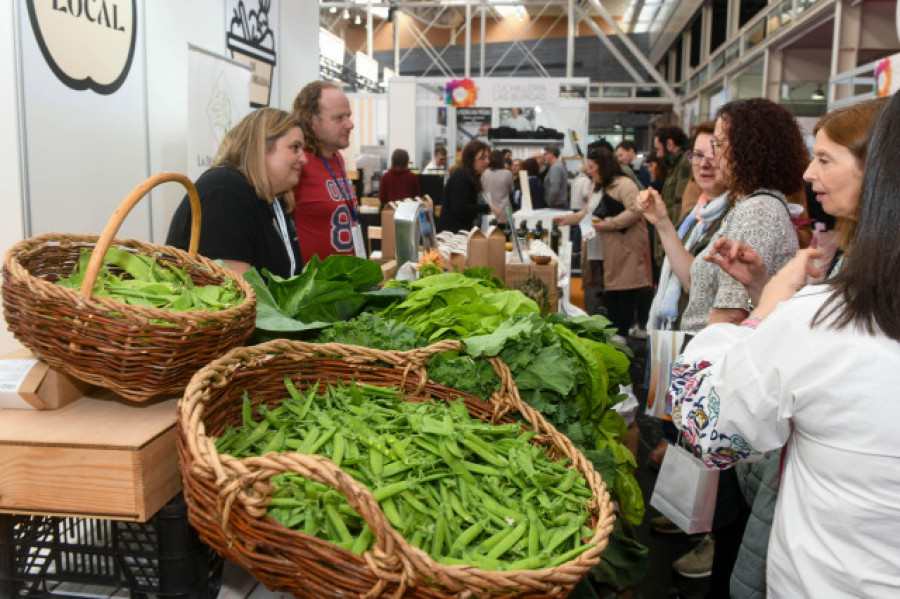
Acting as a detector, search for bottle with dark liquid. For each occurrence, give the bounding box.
[517,220,529,247]
[550,220,561,254]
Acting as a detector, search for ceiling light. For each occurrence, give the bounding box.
[343,8,350,19]
[811,85,826,101]
[329,5,337,13]
[354,13,362,24]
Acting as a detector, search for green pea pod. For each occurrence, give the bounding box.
[486,522,527,560]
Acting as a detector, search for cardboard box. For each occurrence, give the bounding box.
[381,203,396,260]
[449,251,467,273]
[379,259,398,284]
[0,349,92,410]
[486,227,507,281]
[467,229,489,269]
[503,258,559,313]
[465,225,507,280]
[0,390,181,521]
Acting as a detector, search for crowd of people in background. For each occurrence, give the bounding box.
[163,82,899,597]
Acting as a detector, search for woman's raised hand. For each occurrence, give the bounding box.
[636,188,668,225]
[705,238,770,305]
[752,248,824,319]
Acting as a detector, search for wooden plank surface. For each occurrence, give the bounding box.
[0,392,178,448]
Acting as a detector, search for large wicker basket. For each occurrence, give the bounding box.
[177,339,616,598]
[1,172,257,402]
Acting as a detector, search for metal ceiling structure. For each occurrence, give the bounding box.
[318,0,683,109]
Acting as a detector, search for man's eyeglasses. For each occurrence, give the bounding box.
[686,151,715,166]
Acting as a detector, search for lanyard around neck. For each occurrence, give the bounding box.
[272,199,297,276]
[320,155,357,224]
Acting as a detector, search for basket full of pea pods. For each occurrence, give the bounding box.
[177,338,615,598]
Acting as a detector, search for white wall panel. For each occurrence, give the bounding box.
[18,1,151,241]
[145,0,226,243]
[0,2,24,354]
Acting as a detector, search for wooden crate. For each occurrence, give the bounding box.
[0,390,180,522]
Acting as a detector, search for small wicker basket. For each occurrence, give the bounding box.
[1,172,256,402]
[177,339,615,598]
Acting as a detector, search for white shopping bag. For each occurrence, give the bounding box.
[650,442,719,534]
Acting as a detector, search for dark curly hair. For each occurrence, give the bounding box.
[716,98,807,201]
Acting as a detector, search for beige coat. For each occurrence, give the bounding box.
[597,176,653,291]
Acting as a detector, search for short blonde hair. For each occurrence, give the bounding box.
[213,108,302,211]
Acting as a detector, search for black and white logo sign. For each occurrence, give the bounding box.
[27,0,137,95]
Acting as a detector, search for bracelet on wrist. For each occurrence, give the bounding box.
[740,317,762,329]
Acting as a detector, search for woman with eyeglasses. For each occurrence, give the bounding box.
[640,121,730,335]
[639,122,729,442]
[663,99,805,331]
[666,93,900,598]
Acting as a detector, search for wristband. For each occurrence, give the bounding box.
[740,317,762,329]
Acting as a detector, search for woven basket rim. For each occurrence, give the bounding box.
[2,232,256,325]
[178,339,616,596]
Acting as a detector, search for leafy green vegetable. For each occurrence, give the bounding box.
[55,247,242,312]
[243,255,409,339]
[315,313,423,351]
[460,266,505,289]
[379,273,539,341]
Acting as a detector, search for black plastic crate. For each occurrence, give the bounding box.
[0,494,222,599]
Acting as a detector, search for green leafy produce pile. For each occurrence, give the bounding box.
[56,247,242,311]
[243,255,407,340]
[321,272,643,527]
[245,262,648,589]
[217,378,596,570]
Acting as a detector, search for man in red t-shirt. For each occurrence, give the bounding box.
[292,81,358,263]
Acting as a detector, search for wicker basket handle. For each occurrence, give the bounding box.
[222,450,420,590]
[80,172,201,299]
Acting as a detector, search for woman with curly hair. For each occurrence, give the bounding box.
[678,98,806,331]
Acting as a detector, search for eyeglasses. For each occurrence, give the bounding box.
[709,136,726,156]
[686,150,716,166]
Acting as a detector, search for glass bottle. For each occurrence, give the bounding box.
[550,220,561,254]
[533,221,545,244]
[516,220,529,247]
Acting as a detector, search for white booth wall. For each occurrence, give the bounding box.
[0,0,320,353]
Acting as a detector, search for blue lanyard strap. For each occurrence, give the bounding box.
[320,155,358,224]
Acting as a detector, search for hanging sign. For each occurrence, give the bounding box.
[187,46,252,181]
[445,78,478,107]
[25,0,137,95]
[226,0,278,107]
